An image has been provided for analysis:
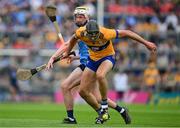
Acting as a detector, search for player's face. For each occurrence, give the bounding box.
[74,14,88,27]
[87,31,100,42]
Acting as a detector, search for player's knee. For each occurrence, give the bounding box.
[96,97,101,103]
[79,88,88,98]
[60,81,69,91]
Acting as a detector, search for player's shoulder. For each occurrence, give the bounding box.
[100,26,116,36]
[75,26,86,37]
[99,26,106,31]
[99,26,118,40]
[100,26,115,33]
[76,26,86,34]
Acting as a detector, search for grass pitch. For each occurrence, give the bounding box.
[0,102,180,127]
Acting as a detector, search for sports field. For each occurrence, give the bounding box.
[0,103,179,127]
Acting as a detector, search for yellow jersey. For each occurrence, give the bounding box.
[75,26,117,61]
[144,68,159,86]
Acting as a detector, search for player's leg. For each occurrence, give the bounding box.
[79,68,100,110]
[91,81,102,102]
[108,96,131,124]
[96,60,113,111]
[79,67,112,124]
[92,60,112,123]
[60,67,83,124]
[91,82,116,108]
[61,67,82,110]
[92,82,131,124]
[9,80,21,102]
[96,59,131,124]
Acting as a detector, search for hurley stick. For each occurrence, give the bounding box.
[16,51,75,81]
[45,4,65,44]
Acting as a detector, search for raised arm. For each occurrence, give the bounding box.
[117,30,157,52]
[52,42,69,58]
[46,41,69,70]
[46,33,78,69]
[64,34,78,57]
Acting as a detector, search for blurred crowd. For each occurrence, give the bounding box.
[0,0,179,101]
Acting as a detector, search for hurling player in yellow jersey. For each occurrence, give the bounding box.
[64,20,157,124]
[47,7,131,124]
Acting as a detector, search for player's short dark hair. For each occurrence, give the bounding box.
[86,20,100,42]
[86,20,99,34]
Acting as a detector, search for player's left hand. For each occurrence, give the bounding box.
[46,56,55,70]
[146,42,157,53]
[62,52,68,59]
[67,56,75,64]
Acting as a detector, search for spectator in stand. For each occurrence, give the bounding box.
[12,37,33,49]
[163,68,176,92]
[165,10,178,31]
[175,68,180,91]
[157,15,167,36]
[0,17,6,31]
[57,0,71,17]
[6,64,21,101]
[143,61,160,92]
[134,16,158,33]
[113,69,129,101]
[0,0,179,102]
[84,0,96,17]
[160,0,174,14]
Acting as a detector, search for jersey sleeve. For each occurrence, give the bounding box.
[102,27,118,40]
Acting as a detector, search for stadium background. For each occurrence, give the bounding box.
[0,0,179,108]
[0,0,180,127]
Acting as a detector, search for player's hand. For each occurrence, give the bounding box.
[67,56,75,64]
[146,41,157,53]
[46,56,55,70]
[62,52,69,59]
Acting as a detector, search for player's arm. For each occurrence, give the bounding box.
[46,41,69,69]
[67,55,80,64]
[117,30,157,52]
[68,55,80,60]
[64,34,78,57]
[52,41,69,58]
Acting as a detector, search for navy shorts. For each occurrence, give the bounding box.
[77,64,86,71]
[86,55,115,72]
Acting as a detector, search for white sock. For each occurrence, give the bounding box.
[120,108,125,113]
